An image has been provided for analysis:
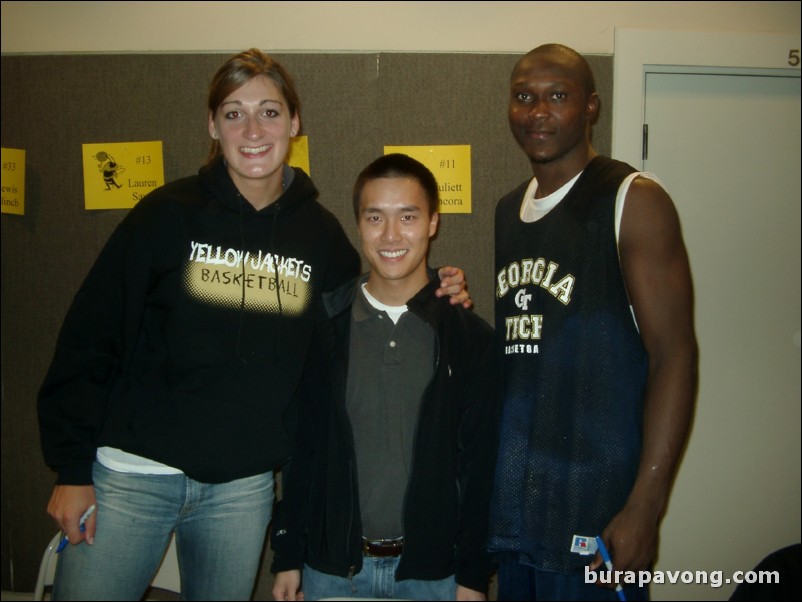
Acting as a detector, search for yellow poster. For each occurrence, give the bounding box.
[288,135,310,175]
[82,141,165,210]
[383,145,472,214]
[1,147,26,215]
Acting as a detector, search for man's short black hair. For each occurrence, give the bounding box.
[352,153,440,218]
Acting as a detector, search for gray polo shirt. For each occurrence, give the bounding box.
[346,282,435,539]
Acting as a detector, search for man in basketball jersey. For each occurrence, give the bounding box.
[488,43,698,601]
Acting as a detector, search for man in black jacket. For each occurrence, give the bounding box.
[271,154,499,601]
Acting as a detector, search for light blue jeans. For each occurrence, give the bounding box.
[53,462,273,601]
[302,559,457,601]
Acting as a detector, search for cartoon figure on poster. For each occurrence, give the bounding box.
[95,151,125,190]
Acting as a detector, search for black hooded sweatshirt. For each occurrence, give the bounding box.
[38,158,360,485]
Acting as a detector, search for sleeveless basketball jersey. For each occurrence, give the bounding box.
[489,156,648,573]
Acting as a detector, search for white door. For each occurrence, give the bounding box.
[642,70,801,600]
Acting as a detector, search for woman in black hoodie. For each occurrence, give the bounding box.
[38,49,468,600]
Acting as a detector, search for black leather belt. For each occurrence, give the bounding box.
[362,537,404,557]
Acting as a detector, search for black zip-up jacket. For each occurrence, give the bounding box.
[271,275,500,594]
[38,159,360,484]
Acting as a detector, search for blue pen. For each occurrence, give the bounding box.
[595,535,627,602]
[56,504,96,553]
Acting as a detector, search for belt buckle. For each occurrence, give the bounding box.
[362,537,404,558]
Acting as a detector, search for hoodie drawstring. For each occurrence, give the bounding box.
[236,193,248,363]
[270,204,283,362]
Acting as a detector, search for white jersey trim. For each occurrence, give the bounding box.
[518,168,667,332]
[614,171,665,243]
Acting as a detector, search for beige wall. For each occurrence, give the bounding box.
[2,1,799,55]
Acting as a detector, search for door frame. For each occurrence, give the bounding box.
[611,28,800,169]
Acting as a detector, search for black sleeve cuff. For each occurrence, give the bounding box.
[55,462,95,485]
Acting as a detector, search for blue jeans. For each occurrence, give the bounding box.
[496,554,649,601]
[302,559,457,600]
[53,462,274,601]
